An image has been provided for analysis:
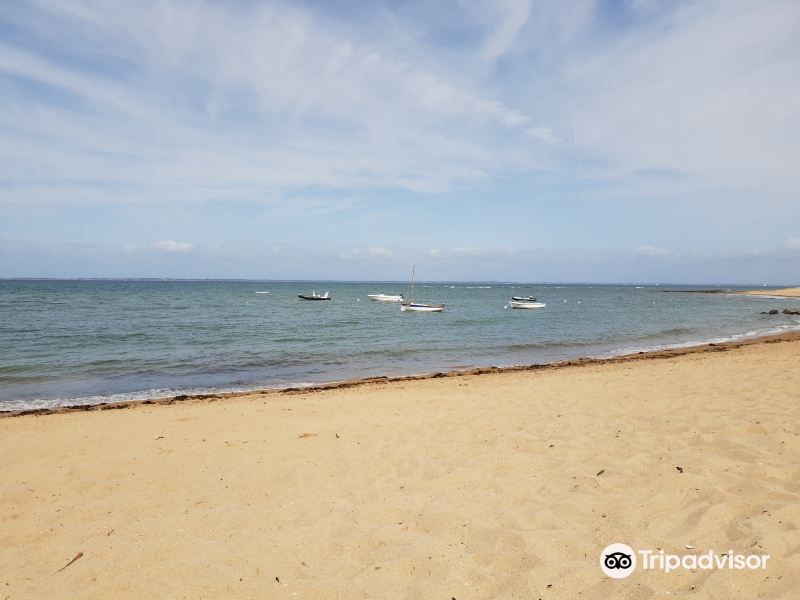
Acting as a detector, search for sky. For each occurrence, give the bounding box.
[1,0,799,283]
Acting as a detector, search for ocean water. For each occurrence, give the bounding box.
[1,280,798,411]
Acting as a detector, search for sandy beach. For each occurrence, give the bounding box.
[1,335,799,599]
[740,287,800,298]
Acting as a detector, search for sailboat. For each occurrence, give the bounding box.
[400,266,444,312]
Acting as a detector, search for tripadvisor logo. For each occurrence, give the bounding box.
[601,543,636,578]
[600,543,770,578]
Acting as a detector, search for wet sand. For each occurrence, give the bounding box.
[1,334,799,599]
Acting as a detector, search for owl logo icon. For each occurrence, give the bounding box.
[600,543,637,578]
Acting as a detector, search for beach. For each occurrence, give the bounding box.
[741,287,800,298]
[1,334,799,599]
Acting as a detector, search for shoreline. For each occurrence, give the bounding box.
[736,286,800,298]
[5,329,800,419]
[2,321,798,598]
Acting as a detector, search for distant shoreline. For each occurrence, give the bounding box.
[735,287,800,298]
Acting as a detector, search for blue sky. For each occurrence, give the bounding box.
[1,0,799,282]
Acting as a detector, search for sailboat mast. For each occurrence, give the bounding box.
[408,265,416,304]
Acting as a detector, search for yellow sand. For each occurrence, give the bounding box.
[742,287,800,298]
[1,338,799,599]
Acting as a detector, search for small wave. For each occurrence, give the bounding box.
[595,321,800,359]
[0,381,318,412]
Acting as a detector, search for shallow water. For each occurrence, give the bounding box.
[1,280,798,410]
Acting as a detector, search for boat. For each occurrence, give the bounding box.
[511,295,537,301]
[400,266,444,312]
[401,302,445,312]
[509,300,546,309]
[298,291,331,301]
[367,293,404,303]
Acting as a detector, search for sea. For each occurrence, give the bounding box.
[1,280,798,411]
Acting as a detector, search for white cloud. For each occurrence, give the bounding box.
[785,238,800,251]
[635,245,675,258]
[152,240,193,253]
[526,126,561,144]
[120,240,195,253]
[567,0,800,200]
[0,0,547,208]
[366,246,394,258]
[427,247,516,259]
[338,246,398,260]
[478,0,532,64]
[3,0,796,214]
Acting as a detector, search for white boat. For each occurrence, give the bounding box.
[367,293,404,303]
[400,266,444,312]
[509,300,546,309]
[401,302,444,312]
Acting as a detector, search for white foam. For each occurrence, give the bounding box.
[595,321,800,360]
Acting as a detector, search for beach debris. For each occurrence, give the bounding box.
[676,466,684,473]
[685,544,694,549]
[56,552,83,573]
[335,433,340,439]
[106,528,115,536]
[596,469,605,476]
[297,433,317,438]
[275,577,280,583]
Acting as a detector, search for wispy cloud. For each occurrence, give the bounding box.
[338,246,397,260]
[0,0,549,209]
[476,0,533,64]
[1,1,799,281]
[123,240,195,253]
[526,126,561,144]
[566,0,800,199]
[635,245,675,258]
[151,240,194,253]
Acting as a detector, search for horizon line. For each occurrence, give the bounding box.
[1,277,795,287]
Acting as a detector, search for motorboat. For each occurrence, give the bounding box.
[509,300,546,309]
[367,293,404,303]
[298,291,331,301]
